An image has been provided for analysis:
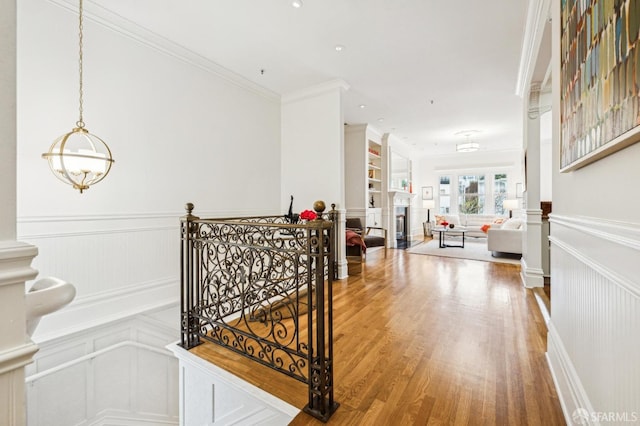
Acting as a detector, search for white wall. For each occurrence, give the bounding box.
[544,0,640,422]
[15,0,287,422]
[18,0,282,217]
[17,0,283,336]
[540,110,552,201]
[280,81,347,212]
[414,149,524,214]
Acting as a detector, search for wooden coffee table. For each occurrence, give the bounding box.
[432,227,467,248]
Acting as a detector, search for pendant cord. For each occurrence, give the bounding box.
[77,0,85,129]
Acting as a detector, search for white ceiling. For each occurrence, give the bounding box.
[88,0,529,156]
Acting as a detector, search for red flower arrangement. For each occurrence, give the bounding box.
[441,221,449,227]
[300,210,317,221]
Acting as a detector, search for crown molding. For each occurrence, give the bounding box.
[515,0,551,97]
[46,0,280,102]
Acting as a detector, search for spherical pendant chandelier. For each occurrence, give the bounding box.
[42,0,114,193]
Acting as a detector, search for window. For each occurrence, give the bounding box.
[438,176,451,213]
[493,173,507,215]
[458,175,485,214]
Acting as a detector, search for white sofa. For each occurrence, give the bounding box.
[487,218,524,255]
[432,214,507,238]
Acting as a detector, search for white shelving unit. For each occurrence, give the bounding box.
[344,124,386,228]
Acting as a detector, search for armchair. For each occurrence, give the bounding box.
[345,217,387,258]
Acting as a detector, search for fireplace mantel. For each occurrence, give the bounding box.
[388,191,417,206]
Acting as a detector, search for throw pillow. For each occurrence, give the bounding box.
[481,224,491,233]
[501,218,523,230]
[435,215,446,225]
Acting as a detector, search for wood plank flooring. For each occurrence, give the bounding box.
[190,247,565,425]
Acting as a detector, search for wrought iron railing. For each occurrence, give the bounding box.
[180,201,339,422]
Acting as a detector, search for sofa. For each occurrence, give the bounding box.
[431,214,507,238]
[487,217,524,255]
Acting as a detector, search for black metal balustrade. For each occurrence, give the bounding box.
[180,201,339,422]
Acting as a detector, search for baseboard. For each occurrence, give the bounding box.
[546,321,594,426]
[519,257,544,288]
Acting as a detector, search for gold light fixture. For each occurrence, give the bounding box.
[42,0,114,193]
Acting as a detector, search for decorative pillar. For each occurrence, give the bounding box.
[332,206,349,280]
[521,82,544,288]
[0,1,40,424]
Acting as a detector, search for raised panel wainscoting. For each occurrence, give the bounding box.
[168,345,299,425]
[17,213,185,425]
[25,307,180,426]
[547,214,640,424]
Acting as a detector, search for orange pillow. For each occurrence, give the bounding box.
[481,224,491,233]
[435,215,446,225]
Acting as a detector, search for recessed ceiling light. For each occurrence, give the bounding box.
[291,0,303,8]
[377,118,384,122]
[335,45,345,52]
[359,104,366,109]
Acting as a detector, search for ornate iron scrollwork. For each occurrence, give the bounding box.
[180,202,338,421]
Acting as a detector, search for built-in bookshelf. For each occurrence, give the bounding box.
[367,141,383,209]
[344,124,386,228]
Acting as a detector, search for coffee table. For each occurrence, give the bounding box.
[432,227,467,248]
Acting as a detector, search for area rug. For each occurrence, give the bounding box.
[407,238,521,265]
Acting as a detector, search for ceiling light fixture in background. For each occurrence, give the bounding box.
[291,0,303,8]
[42,0,114,193]
[455,130,480,153]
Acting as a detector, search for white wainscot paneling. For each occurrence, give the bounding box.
[167,345,299,426]
[17,214,180,341]
[26,307,180,426]
[547,215,640,424]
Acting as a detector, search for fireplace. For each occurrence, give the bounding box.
[395,206,408,249]
[388,191,416,249]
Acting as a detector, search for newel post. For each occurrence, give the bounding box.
[303,200,339,421]
[180,203,201,349]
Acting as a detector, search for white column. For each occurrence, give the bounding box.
[521,83,544,288]
[0,1,40,424]
[334,207,349,280]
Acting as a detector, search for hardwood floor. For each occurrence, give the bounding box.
[191,248,565,425]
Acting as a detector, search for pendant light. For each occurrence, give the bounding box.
[455,130,480,153]
[42,0,114,193]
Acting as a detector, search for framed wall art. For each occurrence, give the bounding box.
[516,182,524,199]
[560,0,640,172]
[421,186,433,200]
